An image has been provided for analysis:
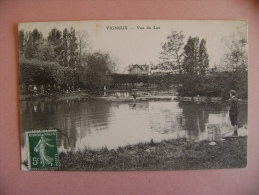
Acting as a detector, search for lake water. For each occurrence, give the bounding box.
[20,99,247,153]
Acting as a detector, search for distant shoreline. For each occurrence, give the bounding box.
[19,92,248,103]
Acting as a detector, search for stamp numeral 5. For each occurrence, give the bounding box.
[32,157,39,165]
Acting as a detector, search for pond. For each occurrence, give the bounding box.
[20,99,247,153]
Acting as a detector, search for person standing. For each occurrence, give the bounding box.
[33,85,37,95]
[132,92,137,103]
[28,84,33,96]
[229,90,239,136]
[40,85,44,94]
[57,85,61,92]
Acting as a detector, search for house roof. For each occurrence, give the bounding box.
[128,64,149,71]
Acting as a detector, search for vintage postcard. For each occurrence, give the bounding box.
[19,20,248,171]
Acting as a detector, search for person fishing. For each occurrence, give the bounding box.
[229,90,239,136]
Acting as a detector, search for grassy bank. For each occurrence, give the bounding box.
[59,137,247,171]
[19,92,89,101]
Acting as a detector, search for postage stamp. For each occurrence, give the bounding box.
[25,130,59,170]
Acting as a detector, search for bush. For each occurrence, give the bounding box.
[19,58,80,87]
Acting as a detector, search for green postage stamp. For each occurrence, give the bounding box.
[25,130,59,170]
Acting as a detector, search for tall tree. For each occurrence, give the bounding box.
[61,28,69,67]
[18,30,26,57]
[182,37,199,75]
[47,28,62,63]
[68,27,78,68]
[24,29,43,59]
[31,29,42,48]
[76,30,90,68]
[24,32,35,59]
[160,30,185,74]
[198,39,209,75]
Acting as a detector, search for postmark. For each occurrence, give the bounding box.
[25,130,59,170]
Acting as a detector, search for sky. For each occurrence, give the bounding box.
[19,20,247,73]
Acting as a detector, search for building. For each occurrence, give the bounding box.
[128,64,150,75]
[150,62,175,75]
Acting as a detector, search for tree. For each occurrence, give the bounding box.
[160,30,185,74]
[182,37,199,75]
[35,39,55,61]
[47,28,63,63]
[105,53,119,73]
[18,30,26,57]
[219,26,248,72]
[217,25,248,98]
[76,30,90,68]
[31,29,42,48]
[25,29,43,59]
[61,28,69,67]
[19,58,63,86]
[81,52,113,90]
[24,32,35,59]
[68,27,78,68]
[198,39,209,75]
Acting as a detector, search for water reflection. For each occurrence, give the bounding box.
[20,99,247,153]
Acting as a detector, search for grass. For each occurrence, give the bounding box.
[19,92,87,101]
[58,137,247,171]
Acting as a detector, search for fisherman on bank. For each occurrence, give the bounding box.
[229,90,239,136]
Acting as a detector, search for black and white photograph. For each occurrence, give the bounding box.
[19,20,248,171]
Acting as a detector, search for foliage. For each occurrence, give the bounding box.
[68,27,78,68]
[198,39,209,75]
[60,28,69,67]
[160,30,185,74]
[176,70,247,99]
[19,27,118,92]
[157,27,247,99]
[111,74,149,85]
[182,37,200,75]
[35,39,56,61]
[47,28,63,63]
[80,52,113,90]
[76,30,90,67]
[218,26,248,72]
[216,25,248,99]
[18,30,25,56]
[19,58,78,87]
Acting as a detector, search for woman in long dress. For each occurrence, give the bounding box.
[34,135,54,167]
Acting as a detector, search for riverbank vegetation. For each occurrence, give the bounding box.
[58,137,247,171]
[19,25,247,100]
